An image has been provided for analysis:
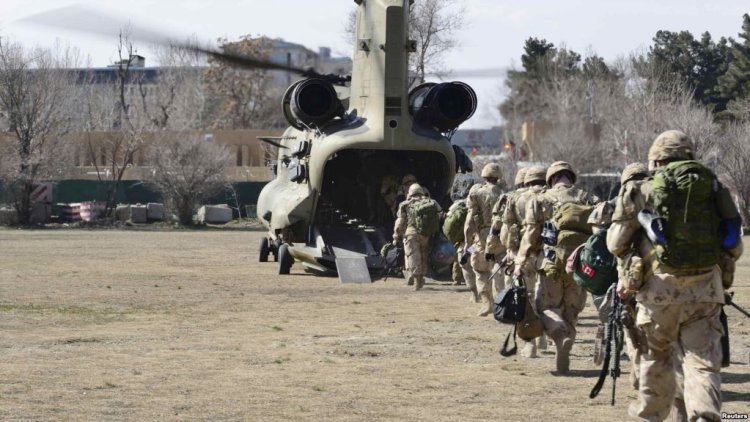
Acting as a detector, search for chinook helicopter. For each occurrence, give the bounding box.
[255,0,477,280]
[25,0,478,281]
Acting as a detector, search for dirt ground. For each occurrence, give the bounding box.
[0,228,748,421]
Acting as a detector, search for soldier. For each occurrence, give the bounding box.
[465,162,505,316]
[514,161,596,373]
[486,167,528,295]
[491,165,548,357]
[393,183,442,291]
[607,130,743,421]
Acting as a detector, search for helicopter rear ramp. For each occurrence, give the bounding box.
[308,225,389,282]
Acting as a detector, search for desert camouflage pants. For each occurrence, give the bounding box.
[470,245,501,301]
[628,302,723,422]
[534,270,587,342]
[404,233,430,278]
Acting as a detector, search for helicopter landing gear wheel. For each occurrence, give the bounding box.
[259,237,270,262]
[278,244,293,275]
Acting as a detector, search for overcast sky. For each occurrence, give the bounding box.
[1,0,748,129]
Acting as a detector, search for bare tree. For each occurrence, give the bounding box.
[80,31,207,216]
[344,0,466,86]
[0,39,78,224]
[147,135,230,225]
[202,35,282,129]
[719,120,750,223]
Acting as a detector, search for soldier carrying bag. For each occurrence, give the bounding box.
[408,198,441,237]
[494,275,541,356]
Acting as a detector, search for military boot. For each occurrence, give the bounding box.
[521,341,537,358]
[537,332,548,351]
[554,337,573,374]
[477,293,493,317]
[469,285,480,303]
[414,276,425,291]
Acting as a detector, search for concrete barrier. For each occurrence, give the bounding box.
[197,205,233,224]
[147,203,165,221]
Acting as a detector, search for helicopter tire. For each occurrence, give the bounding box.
[259,237,270,262]
[272,240,280,262]
[278,244,293,275]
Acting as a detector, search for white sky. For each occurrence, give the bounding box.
[1,0,748,129]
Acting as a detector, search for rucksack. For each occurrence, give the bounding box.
[651,160,721,269]
[442,200,468,243]
[544,200,594,278]
[408,198,441,237]
[572,229,617,295]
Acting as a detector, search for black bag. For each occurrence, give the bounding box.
[493,277,527,324]
[494,276,529,357]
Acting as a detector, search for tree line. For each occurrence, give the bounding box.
[499,14,750,221]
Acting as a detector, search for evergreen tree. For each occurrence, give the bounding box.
[718,14,750,120]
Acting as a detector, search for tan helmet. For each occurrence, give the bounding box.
[523,166,547,185]
[407,183,426,199]
[401,173,418,187]
[620,162,649,184]
[647,130,694,167]
[481,162,502,179]
[545,161,576,186]
[513,167,528,187]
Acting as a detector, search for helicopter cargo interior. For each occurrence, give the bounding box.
[306,149,451,274]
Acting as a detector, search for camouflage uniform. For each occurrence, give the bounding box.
[393,184,442,291]
[495,166,548,357]
[607,131,742,421]
[446,199,477,296]
[465,163,505,316]
[486,167,528,294]
[516,161,595,373]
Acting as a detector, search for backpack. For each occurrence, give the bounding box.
[442,200,468,243]
[572,229,617,295]
[408,198,441,237]
[651,160,721,269]
[543,200,594,278]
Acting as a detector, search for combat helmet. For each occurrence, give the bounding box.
[513,167,528,187]
[407,183,426,199]
[647,130,694,170]
[481,163,502,180]
[545,161,576,186]
[620,162,649,184]
[524,166,547,185]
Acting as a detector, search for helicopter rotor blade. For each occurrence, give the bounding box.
[257,137,290,149]
[17,5,311,75]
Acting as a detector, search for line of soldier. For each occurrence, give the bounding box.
[390,129,742,422]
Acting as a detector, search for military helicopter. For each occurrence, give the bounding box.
[254,0,477,281]
[26,0,478,282]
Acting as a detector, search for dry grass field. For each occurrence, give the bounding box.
[0,227,748,421]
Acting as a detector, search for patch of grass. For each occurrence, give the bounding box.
[352,301,362,305]
[312,385,325,392]
[271,325,283,331]
[273,356,291,364]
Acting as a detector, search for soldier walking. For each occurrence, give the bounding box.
[492,165,548,357]
[515,161,596,373]
[465,163,505,316]
[393,184,442,291]
[607,130,743,421]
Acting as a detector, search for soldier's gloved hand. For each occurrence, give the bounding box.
[392,239,400,246]
[513,265,522,278]
[485,253,494,261]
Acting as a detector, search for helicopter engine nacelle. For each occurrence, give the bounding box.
[408,82,477,132]
[282,78,344,130]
